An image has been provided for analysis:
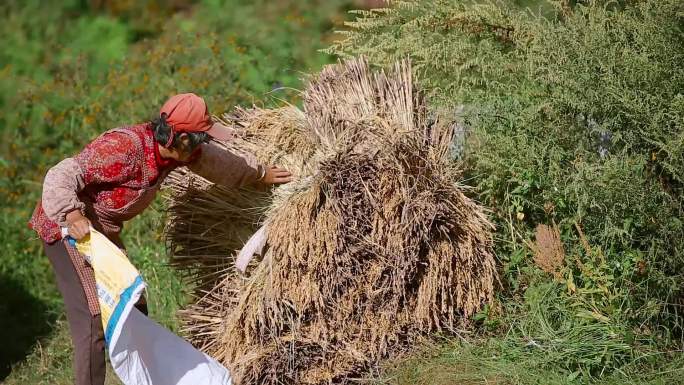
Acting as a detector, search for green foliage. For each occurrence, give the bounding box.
[330,0,684,380]
[384,337,684,385]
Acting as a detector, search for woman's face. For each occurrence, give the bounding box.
[167,133,198,162]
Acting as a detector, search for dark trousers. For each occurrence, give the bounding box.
[44,240,106,385]
[44,239,148,385]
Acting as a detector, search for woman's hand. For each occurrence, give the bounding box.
[65,210,91,240]
[260,165,293,186]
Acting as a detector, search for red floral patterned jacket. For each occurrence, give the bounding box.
[29,123,263,244]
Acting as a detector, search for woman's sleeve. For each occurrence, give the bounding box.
[42,132,139,226]
[41,158,87,227]
[187,141,264,188]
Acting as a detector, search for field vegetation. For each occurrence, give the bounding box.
[1,0,682,384]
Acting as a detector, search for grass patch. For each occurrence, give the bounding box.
[384,339,684,385]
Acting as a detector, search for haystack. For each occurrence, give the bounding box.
[165,58,497,384]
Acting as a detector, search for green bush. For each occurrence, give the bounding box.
[330,0,684,379]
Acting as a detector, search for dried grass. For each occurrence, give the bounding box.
[530,224,565,279]
[165,58,497,384]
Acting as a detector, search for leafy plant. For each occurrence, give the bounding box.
[330,0,684,379]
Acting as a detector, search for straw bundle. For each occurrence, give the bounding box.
[165,58,497,384]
